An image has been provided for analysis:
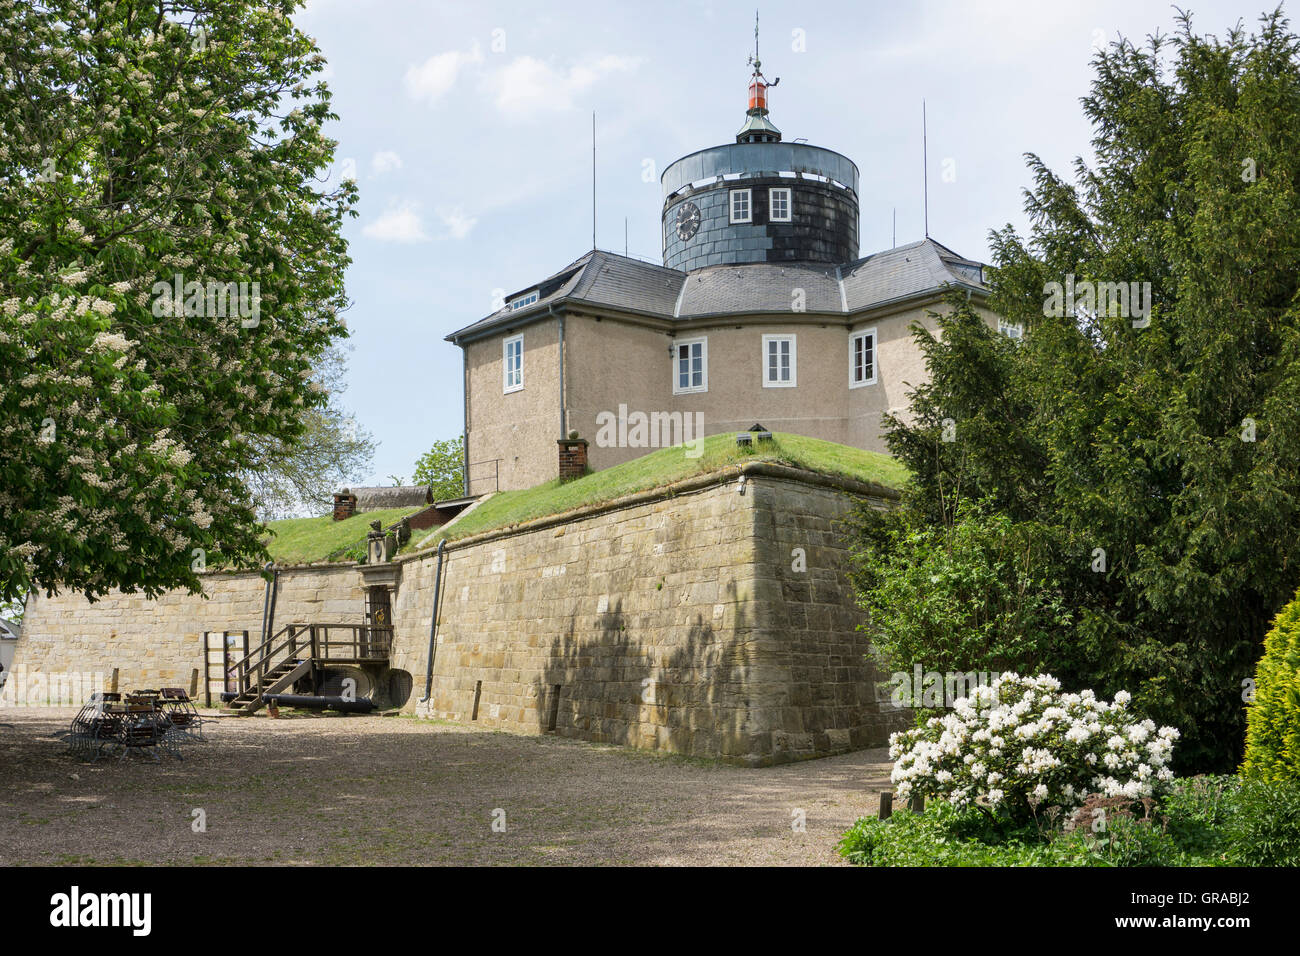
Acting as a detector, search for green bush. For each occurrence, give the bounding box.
[841,775,1298,867]
[837,804,1069,867]
[1224,779,1300,867]
[849,506,1076,680]
[1159,775,1238,861]
[836,801,1183,867]
[1241,594,1300,783]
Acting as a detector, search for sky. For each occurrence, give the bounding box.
[292,0,1277,487]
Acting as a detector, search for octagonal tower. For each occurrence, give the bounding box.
[660,49,859,272]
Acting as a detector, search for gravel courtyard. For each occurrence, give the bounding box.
[0,707,892,866]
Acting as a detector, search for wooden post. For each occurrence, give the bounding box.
[203,634,211,708]
[878,791,893,820]
[189,667,199,699]
[310,625,320,695]
[909,794,925,813]
[110,668,119,693]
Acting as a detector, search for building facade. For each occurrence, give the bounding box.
[447,61,998,494]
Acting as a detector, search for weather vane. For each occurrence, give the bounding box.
[747,10,779,87]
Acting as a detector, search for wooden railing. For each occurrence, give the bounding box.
[227,622,393,698]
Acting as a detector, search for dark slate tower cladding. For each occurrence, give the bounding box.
[660,36,859,273]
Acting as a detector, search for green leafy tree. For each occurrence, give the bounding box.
[860,9,1300,771]
[0,0,357,600]
[412,436,464,502]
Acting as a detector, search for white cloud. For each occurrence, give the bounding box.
[405,43,484,105]
[371,150,403,175]
[437,207,478,240]
[362,200,429,242]
[485,54,642,119]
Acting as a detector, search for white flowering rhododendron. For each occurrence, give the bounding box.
[0,0,357,600]
[889,674,1179,819]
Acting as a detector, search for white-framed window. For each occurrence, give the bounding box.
[850,329,877,387]
[769,187,792,222]
[673,336,708,394]
[762,334,796,387]
[509,290,539,311]
[503,334,523,393]
[998,319,1024,340]
[729,188,752,224]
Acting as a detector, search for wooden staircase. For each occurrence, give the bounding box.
[221,622,393,716]
[223,657,313,715]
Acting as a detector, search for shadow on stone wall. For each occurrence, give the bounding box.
[531,579,768,763]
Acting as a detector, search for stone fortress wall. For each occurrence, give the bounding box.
[11,464,908,766]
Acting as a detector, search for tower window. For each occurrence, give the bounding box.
[850,329,877,387]
[769,187,792,222]
[503,334,523,393]
[673,337,708,394]
[762,334,796,387]
[729,188,752,224]
[999,319,1024,341]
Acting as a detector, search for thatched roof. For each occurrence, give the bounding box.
[346,486,431,512]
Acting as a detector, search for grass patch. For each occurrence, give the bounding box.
[406,431,908,552]
[261,506,423,564]
[839,776,1300,867]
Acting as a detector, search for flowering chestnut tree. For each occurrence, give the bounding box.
[0,0,357,600]
[890,674,1180,822]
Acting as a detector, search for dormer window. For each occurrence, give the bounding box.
[729,189,752,224]
[509,290,539,311]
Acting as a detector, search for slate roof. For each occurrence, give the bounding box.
[445,239,987,343]
[677,262,842,316]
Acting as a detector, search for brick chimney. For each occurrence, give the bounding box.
[332,489,358,521]
[557,436,588,480]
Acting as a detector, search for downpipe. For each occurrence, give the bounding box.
[258,562,274,645]
[417,539,448,708]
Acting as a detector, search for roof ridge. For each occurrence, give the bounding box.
[917,240,959,288]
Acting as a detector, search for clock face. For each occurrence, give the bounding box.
[675,201,701,241]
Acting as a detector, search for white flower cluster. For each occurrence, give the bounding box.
[889,673,1179,816]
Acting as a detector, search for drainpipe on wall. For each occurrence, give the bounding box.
[418,539,448,707]
[259,562,274,644]
[461,346,470,497]
[264,565,280,644]
[555,306,566,438]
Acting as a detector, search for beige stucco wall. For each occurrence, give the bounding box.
[464,315,562,494]
[564,313,669,473]
[462,297,999,490]
[10,468,906,765]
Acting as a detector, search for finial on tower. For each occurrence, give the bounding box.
[738,10,782,144]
